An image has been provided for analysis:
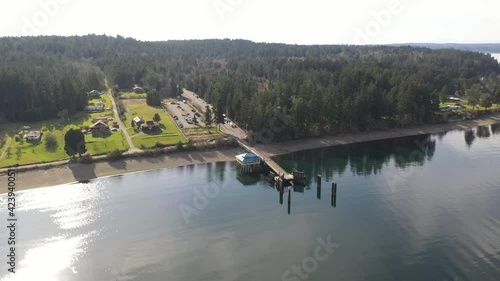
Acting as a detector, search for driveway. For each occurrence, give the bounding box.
[109,92,140,153]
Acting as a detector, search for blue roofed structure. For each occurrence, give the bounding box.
[236,152,262,173]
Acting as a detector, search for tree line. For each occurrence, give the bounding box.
[0,35,499,141]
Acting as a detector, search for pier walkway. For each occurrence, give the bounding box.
[236,139,294,181]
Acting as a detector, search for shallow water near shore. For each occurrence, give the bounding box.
[1,124,500,281]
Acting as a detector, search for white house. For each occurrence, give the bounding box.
[26,130,42,141]
[86,102,105,112]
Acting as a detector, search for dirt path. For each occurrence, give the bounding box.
[0,137,12,161]
[108,90,140,153]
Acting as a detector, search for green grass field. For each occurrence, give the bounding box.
[123,100,187,148]
[119,92,147,99]
[0,95,129,168]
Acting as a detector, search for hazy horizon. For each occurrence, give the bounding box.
[1,0,499,45]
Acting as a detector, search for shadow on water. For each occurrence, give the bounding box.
[476,125,491,139]
[274,134,437,182]
[491,123,500,135]
[464,123,499,148]
[465,128,476,149]
[242,124,500,214]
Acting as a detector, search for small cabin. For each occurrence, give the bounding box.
[236,152,262,173]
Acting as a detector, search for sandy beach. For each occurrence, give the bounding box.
[5,148,244,192]
[3,113,500,192]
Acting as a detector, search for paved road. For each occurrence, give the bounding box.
[109,92,140,153]
[182,89,208,113]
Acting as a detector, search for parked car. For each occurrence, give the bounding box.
[447,105,461,110]
[191,109,196,112]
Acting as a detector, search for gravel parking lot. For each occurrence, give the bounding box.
[182,89,247,139]
[164,100,205,129]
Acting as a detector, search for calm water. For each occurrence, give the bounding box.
[1,125,500,281]
[491,53,500,63]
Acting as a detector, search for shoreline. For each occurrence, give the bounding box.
[254,113,500,157]
[4,113,500,192]
[5,148,244,193]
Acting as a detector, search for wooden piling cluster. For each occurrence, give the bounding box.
[293,169,306,185]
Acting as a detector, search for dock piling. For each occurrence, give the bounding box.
[317,174,322,200]
[331,182,337,208]
[279,187,284,205]
[288,188,291,215]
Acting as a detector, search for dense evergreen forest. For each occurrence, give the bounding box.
[1,35,499,141]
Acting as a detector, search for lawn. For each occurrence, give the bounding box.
[0,95,129,168]
[123,100,187,148]
[439,101,500,111]
[119,92,147,99]
[184,126,226,140]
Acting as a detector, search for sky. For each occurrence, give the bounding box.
[0,0,499,45]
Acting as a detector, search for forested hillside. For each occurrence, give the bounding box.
[1,35,499,140]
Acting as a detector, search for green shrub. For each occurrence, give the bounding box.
[106,149,124,161]
[44,134,58,152]
[155,142,167,148]
[176,141,184,151]
[186,139,196,151]
[80,154,94,164]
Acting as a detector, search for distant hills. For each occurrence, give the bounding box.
[392,43,500,54]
